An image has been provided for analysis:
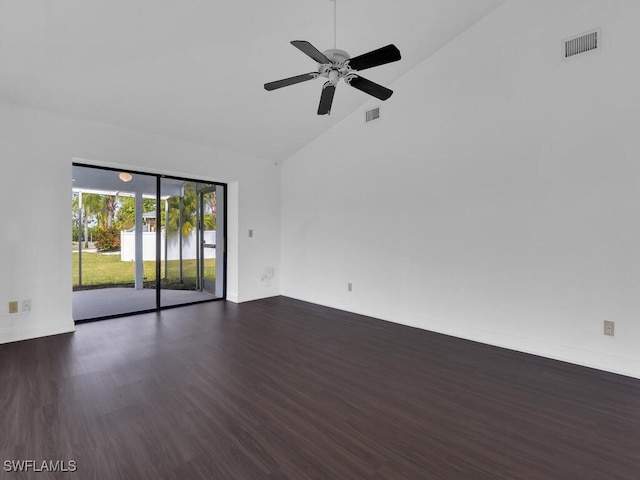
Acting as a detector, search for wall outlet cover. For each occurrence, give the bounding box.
[604,320,615,336]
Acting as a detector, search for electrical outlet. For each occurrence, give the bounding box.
[9,301,18,314]
[22,299,31,312]
[347,282,352,292]
[604,320,614,336]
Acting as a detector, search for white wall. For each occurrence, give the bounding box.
[0,101,281,343]
[120,231,216,261]
[281,0,640,378]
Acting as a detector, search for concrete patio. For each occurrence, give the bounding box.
[72,287,217,321]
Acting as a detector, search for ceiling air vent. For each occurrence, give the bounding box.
[563,29,600,59]
[365,107,380,123]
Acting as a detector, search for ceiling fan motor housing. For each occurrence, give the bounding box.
[319,48,353,85]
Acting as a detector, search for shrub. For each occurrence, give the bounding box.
[72,226,98,243]
[93,226,121,251]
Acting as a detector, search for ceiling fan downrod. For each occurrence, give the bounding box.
[332,0,337,49]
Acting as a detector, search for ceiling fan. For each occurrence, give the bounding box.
[263,0,401,115]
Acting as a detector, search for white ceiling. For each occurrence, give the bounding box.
[0,0,505,162]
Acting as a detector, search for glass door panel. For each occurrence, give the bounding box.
[72,165,158,320]
[159,179,224,307]
[199,187,217,295]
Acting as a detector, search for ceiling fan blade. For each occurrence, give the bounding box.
[291,40,331,64]
[348,75,393,101]
[317,82,336,115]
[348,44,401,71]
[264,73,318,91]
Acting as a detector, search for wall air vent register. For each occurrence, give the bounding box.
[563,29,600,59]
[366,107,380,122]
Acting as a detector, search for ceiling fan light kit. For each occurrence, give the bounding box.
[263,0,401,115]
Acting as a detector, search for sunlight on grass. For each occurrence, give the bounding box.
[72,252,215,290]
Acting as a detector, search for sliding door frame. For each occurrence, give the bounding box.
[72,162,227,322]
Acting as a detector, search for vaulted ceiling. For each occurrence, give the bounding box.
[0,0,505,162]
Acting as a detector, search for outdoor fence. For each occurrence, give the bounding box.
[120,230,216,262]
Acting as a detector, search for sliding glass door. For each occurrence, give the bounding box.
[158,179,225,308]
[72,164,226,321]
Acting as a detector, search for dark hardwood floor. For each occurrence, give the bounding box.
[1,296,639,479]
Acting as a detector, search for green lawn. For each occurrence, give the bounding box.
[72,251,215,290]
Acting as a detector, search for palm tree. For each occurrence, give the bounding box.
[167,183,197,237]
[80,193,102,247]
[101,195,118,228]
[205,191,217,230]
[116,196,158,230]
[72,193,80,240]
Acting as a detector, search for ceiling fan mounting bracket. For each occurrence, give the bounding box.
[322,48,350,66]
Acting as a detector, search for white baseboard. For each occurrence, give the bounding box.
[237,292,280,303]
[226,293,239,303]
[0,322,76,345]
[281,294,640,380]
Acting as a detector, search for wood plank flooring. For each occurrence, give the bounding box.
[1,296,639,479]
